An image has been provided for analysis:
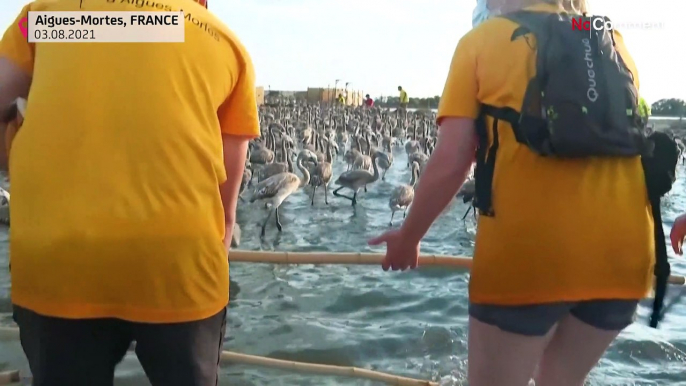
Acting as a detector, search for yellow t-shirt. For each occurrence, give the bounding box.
[399,90,409,104]
[0,0,260,323]
[438,3,654,305]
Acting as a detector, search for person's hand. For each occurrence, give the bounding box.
[670,213,686,255]
[223,225,234,255]
[368,229,420,271]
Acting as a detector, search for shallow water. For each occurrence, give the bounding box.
[0,149,685,385]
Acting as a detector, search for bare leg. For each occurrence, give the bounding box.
[275,206,283,232]
[534,315,624,386]
[468,317,551,386]
[261,209,273,237]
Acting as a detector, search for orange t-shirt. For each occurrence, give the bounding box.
[437,3,653,305]
[0,0,260,323]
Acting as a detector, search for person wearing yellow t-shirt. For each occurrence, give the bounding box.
[398,86,409,112]
[639,96,651,126]
[337,93,345,104]
[0,0,258,384]
[370,0,652,385]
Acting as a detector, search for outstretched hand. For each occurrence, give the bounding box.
[670,213,686,255]
[368,229,420,271]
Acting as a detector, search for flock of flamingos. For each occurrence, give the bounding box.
[239,104,476,241]
[1,101,682,246]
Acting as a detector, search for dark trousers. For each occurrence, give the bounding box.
[13,305,227,386]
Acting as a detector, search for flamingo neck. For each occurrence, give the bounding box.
[297,157,310,187]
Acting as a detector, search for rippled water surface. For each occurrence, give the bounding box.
[0,149,685,385]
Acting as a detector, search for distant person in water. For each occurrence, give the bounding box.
[398,86,409,112]
[638,96,651,126]
[0,0,258,385]
[364,94,374,107]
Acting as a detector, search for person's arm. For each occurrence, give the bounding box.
[0,59,30,118]
[399,33,480,244]
[0,63,30,172]
[0,5,35,171]
[216,48,260,245]
[219,135,250,235]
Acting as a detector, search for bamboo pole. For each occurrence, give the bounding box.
[220,351,437,386]
[228,250,686,286]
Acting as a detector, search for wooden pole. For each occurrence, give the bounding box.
[227,250,686,286]
[229,250,470,267]
[221,351,437,386]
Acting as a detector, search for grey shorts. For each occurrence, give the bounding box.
[469,299,639,336]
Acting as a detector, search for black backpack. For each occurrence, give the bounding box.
[472,11,679,328]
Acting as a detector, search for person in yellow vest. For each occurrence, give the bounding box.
[370,0,652,385]
[638,96,651,126]
[398,86,409,112]
[337,93,345,104]
[0,0,258,384]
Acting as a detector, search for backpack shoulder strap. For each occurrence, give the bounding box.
[501,11,556,41]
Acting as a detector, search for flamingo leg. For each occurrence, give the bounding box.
[389,211,395,226]
[310,186,317,206]
[461,206,472,221]
[261,208,274,237]
[324,184,329,205]
[333,187,355,201]
[275,206,283,232]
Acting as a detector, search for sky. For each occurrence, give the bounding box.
[0,0,684,103]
